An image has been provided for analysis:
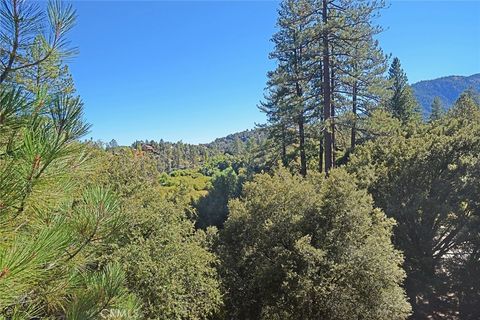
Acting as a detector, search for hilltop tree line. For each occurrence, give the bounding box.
[120,129,266,173]
[0,1,478,320]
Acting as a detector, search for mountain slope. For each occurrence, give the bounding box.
[203,128,266,154]
[412,73,480,116]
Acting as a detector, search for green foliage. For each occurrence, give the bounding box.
[0,222,71,308]
[164,169,210,188]
[260,0,389,175]
[115,197,221,319]
[0,6,138,313]
[2,1,478,319]
[13,35,76,97]
[132,133,265,175]
[66,263,141,320]
[196,167,243,229]
[0,82,222,319]
[349,92,480,318]
[199,155,238,176]
[0,0,77,85]
[132,139,218,172]
[429,96,444,121]
[94,149,222,319]
[387,57,421,123]
[206,129,266,156]
[0,87,137,318]
[217,167,411,319]
[99,148,159,198]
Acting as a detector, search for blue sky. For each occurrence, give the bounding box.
[67,1,480,145]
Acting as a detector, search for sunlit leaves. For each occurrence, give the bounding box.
[218,167,410,319]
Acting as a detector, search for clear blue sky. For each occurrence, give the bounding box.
[67,1,480,145]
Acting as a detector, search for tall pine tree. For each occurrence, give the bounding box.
[387,57,420,123]
[429,96,444,121]
[261,0,316,176]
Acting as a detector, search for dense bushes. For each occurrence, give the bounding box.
[216,168,411,320]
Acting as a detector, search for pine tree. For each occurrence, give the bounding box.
[429,96,444,121]
[319,0,334,173]
[0,2,141,316]
[0,88,139,318]
[262,0,388,175]
[313,0,387,172]
[387,57,421,123]
[262,0,316,177]
[340,36,388,150]
[259,78,296,168]
[0,0,77,84]
[14,35,76,97]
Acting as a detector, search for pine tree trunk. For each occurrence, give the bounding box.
[319,132,323,173]
[298,116,307,177]
[351,83,357,150]
[331,66,336,165]
[281,124,287,167]
[322,0,332,174]
[318,60,324,173]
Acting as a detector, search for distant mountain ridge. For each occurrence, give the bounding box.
[412,73,480,116]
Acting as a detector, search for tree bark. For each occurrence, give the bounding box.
[331,65,336,165]
[319,131,323,173]
[298,116,307,177]
[322,0,332,174]
[351,83,357,150]
[318,60,324,173]
[281,123,287,167]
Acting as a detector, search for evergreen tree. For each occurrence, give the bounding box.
[0,0,77,85]
[261,0,316,176]
[429,96,444,121]
[0,89,139,318]
[13,35,76,98]
[315,0,387,172]
[262,0,388,174]
[341,37,388,150]
[0,3,142,316]
[217,168,411,319]
[349,95,480,318]
[387,57,421,123]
